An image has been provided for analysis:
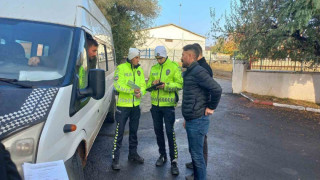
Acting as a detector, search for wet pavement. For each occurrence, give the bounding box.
[84,79,320,180]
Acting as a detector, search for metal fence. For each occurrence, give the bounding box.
[140,48,231,63]
[140,48,155,59]
[140,48,183,61]
[249,58,320,72]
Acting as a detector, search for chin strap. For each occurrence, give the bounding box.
[127,58,140,68]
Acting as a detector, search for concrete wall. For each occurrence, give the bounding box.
[139,58,157,79]
[232,60,320,103]
[141,38,205,52]
[232,60,249,94]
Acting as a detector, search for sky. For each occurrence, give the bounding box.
[154,0,235,46]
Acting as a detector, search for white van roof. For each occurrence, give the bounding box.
[0,0,112,36]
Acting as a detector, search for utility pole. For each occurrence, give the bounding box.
[179,2,182,26]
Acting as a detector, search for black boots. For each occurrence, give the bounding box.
[156,155,167,166]
[185,161,193,169]
[112,153,144,171]
[128,153,144,164]
[112,159,120,170]
[171,161,179,175]
[155,155,179,175]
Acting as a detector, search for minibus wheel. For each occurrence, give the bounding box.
[65,150,85,180]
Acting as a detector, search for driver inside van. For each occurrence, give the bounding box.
[28,38,98,67]
[85,38,98,68]
[78,38,98,88]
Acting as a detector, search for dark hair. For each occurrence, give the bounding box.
[193,43,203,56]
[183,44,199,59]
[87,38,98,47]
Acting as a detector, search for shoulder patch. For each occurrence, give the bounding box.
[114,75,119,81]
[166,69,170,75]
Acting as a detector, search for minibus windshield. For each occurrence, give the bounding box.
[0,18,73,82]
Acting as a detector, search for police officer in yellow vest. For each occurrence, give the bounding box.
[112,48,146,170]
[147,46,183,175]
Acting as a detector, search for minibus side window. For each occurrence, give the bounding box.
[73,32,91,110]
[106,45,115,73]
[104,44,108,71]
[97,43,107,71]
[77,47,88,89]
[76,34,100,89]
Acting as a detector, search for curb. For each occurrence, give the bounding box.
[240,93,320,113]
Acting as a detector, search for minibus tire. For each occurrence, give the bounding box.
[105,95,116,123]
[65,150,85,180]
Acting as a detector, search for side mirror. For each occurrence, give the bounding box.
[78,69,105,100]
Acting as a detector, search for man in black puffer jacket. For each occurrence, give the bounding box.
[185,43,213,171]
[0,142,21,180]
[181,44,222,180]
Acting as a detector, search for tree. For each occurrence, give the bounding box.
[94,0,160,64]
[210,0,320,61]
[211,37,226,54]
[211,35,238,56]
[223,35,238,56]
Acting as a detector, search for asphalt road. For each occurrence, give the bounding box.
[84,79,320,180]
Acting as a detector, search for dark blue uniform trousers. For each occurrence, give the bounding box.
[150,105,178,162]
[112,106,140,160]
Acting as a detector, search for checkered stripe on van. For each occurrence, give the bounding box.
[0,88,59,139]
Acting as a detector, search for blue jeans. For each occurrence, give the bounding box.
[186,115,210,180]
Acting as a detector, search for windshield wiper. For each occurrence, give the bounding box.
[0,78,34,88]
